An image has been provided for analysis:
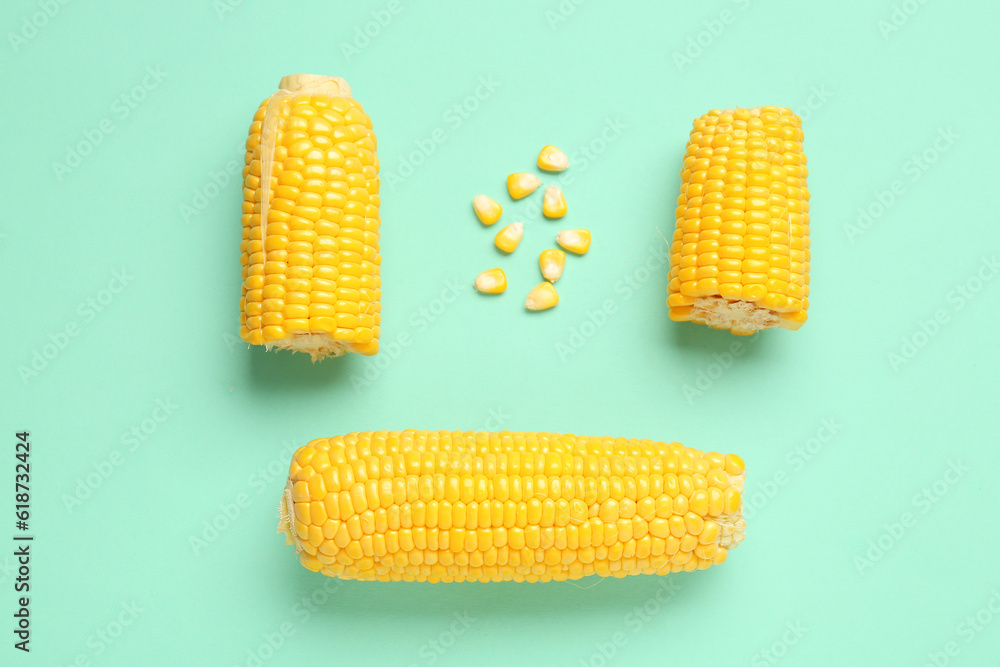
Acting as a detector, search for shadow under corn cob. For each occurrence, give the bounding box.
[240,74,381,360]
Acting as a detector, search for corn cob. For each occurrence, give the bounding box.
[278,430,745,583]
[668,107,809,335]
[240,74,381,360]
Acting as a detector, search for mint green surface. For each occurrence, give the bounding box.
[3,0,1000,664]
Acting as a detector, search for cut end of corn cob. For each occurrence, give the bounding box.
[556,229,591,255]
[507,173,542,199]
[538,145,569,172]
[473,195,502,225]
[539,249,566,283]
[525,282,559,310]
[239,74,381,360]
[474,268,507,294]
[668,107,810,335]
[278,74,351,97]
[278,430,746,582]
[494,222,524,253]
[542,185,567,219]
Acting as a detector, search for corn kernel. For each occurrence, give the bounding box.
[525,282,559,311]
[494,222,524,253]
[542,185,567,219]
[507,173,542,200]
[537,145,569,172]
[539,249,565,283]
[473,195,502,225]
[474,269,507,294]
[556,229,590,255]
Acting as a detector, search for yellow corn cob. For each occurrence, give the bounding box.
[668,107,809,335]
[278,430,746,583]
[240,74,381,360]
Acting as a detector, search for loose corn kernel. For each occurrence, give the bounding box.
[668,106,810,335]
[537,145,569,172]
[539,249,565,283]
[494,222,524,253]
[474,268,507,294]
[472,195,502,225]
[556,229,591,255]
[542,186,567,219]
[278,431,746,582]
[507,173,542,199]
[525,282,559,311]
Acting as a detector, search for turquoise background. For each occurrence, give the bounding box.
[3,0,999,664]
